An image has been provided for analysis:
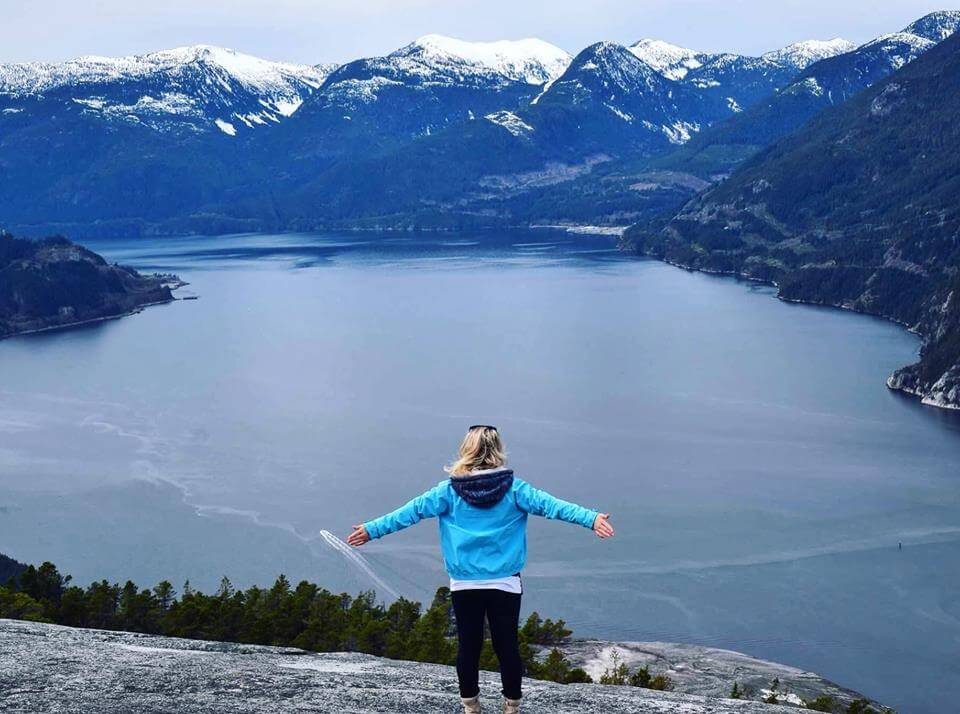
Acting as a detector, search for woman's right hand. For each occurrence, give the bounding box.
[347,524,370,547]
[593,513,615,539]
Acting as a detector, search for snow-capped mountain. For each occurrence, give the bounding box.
[390,35,571,85]
[276,36,571,161]
[318,34,570,104]
[629,38,854,120]
[776,11,960,109]
[533,41,710,145]
[628,37,853,81]
[660,11,960,178]
[760,38,856,69]
[0,45,335,135]
[544,42,678,106]
[628,37,854,114]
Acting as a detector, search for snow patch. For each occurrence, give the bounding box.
[272,97,303,117]
[214,118,236,136]
[484,110,534,137]
[662,120,699,144]
[72,97,106,110]
[605,104,633,122]
[797,76,825,97]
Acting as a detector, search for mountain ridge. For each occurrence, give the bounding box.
[0,12,957,248]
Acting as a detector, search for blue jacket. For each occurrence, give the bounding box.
[364,468,598,580]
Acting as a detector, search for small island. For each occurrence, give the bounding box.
[0,232,177,339]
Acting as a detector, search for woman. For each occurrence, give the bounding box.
[348,425,614,713]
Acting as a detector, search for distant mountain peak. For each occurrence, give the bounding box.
[903,9,960,41]
[628,35,854,83]
[861,31,935,54]
[0,45,334,135]
[762,38,856,69]
[628,39,704,80]
[0,45,331,97]
[393,34,571,84]
[564,41,661,87]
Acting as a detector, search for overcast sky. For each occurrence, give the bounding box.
[1,0,948,65]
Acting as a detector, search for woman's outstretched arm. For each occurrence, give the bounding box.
[348,482,450,546]
[514,480,615,538]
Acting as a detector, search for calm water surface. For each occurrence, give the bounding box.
[1,231,959,713]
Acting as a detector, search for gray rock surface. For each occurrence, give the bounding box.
[0,619,803,713]
[557,640,872,709]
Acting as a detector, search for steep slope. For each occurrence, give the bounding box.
[0,619,834,713]
[0,233,174,338]
[625,30,960,409]
[656,10,960,177]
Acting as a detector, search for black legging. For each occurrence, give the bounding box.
[451,588,523,700]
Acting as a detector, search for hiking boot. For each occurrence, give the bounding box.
[461,695,481,714]
[503,698,521,714]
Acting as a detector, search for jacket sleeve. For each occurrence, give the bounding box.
[363,483,450,540]
[514,479,598,529]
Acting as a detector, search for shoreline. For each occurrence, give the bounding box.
[0,292,182,342]
[633,247,954,412]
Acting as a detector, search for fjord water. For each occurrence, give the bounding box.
[1,231,959,712]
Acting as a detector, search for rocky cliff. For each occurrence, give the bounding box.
[0,619,841,713]
[558,640,874,710]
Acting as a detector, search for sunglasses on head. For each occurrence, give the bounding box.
[469,424,497,431]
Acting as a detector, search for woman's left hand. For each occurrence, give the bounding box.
[593,513,615,539]
[347,524,370,547]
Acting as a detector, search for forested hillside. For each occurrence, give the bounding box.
[0,233,174,338]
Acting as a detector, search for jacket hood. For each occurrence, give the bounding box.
[450,468,514,508]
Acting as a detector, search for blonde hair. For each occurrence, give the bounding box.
[445,426,507,476]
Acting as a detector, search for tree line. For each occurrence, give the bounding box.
[0,559,590,684]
